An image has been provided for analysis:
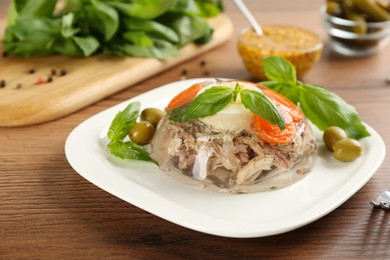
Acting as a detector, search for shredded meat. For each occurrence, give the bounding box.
[151,116,317,193]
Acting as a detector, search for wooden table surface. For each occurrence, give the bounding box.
[1,0,390,258]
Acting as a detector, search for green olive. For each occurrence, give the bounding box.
[140,108,163,128]
[332,138,362,162]
[323,126,348,151]
[326,1,343,17]
[352,0,390,22]
[129,121,155,145]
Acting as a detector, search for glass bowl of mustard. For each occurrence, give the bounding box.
[237,25,323,81]
[321,1,390,57]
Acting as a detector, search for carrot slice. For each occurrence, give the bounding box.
[253,110,295,145]
[167,83,204,110]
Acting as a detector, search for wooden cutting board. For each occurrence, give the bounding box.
[0,14,233,126]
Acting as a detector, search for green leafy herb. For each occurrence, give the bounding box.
[3,0,224,59]
[107,101,156,164]
[171,0,224,18]
[106,38,179,60]
[299,83,370,139]
[169,84,286,130]
[72,36,100,56]
[122,17,179,44]
[107,101,140,144]
[16,0,56,20]
[108,141,154,162]
[232,83,241,100]
[264,56,297,86]
[260,56,370,139]
[108,0,175,20]
[88,0,119,41]
[170,86,234,121]
[61,13,80,38]
[240,89,286,130]
[158,13,209,46]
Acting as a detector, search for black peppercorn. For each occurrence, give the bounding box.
[59,69,67,76]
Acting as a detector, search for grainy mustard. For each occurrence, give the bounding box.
[237,25,323,80]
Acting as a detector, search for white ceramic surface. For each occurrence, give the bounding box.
[65,78,386,238]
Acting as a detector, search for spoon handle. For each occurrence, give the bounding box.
[233,0,263,35]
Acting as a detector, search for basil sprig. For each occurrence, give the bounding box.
[169,83,286,130]
[260,56,370,139]
[107,101,156,164]
[240,89,285,130]
[4,0,223,59]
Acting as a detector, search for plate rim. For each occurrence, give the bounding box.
[65,78,386,238]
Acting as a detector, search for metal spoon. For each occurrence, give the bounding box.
[233,0,263,35]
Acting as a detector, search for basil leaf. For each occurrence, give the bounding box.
[171,0,223,18]
[52,37,83,56]
[195,25,213,44]
[107,101,141,143]
[73,36,100,56]
[263,56,297,85]
[232,83,241,101]
[158,12,209,45]
[194,0,224,17]
[108,141,156,164]
[168,104,188,121]
[3,17,61,56]
[171,86,233,121]
[106,38,179,60]
[61,13,79,38]
[88,0,119,41]
[260,80,301,104]
[7,0,21,26]
[122,31,154,47]
[183,86,233,120]
[108,0,175,19]
[17,0,57,19]
[240,89,286,130]
[299,84,370,139]
[122,17,179,44]
[4,0,223,59]
[106,101,157,164]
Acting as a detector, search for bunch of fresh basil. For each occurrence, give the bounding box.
[3,0,223,59]
[260,56,370,140]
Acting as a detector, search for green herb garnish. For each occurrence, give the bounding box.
[3,0,223,59]
[107,101,156,163]
[240,88,285,130]
[260,56,370,139]
[169,83,286,130]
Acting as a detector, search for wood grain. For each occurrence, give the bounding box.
[0,14,233,126]
[1,0,390,259]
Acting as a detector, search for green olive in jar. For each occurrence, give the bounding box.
[323,126,348,151]
[140,108,163,128]
[326,1,343,17]
[332,138,362,162]
[129,121,155,145]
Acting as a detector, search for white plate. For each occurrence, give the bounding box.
[65,78,386,238]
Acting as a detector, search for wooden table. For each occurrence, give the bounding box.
[1,0,390,258]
